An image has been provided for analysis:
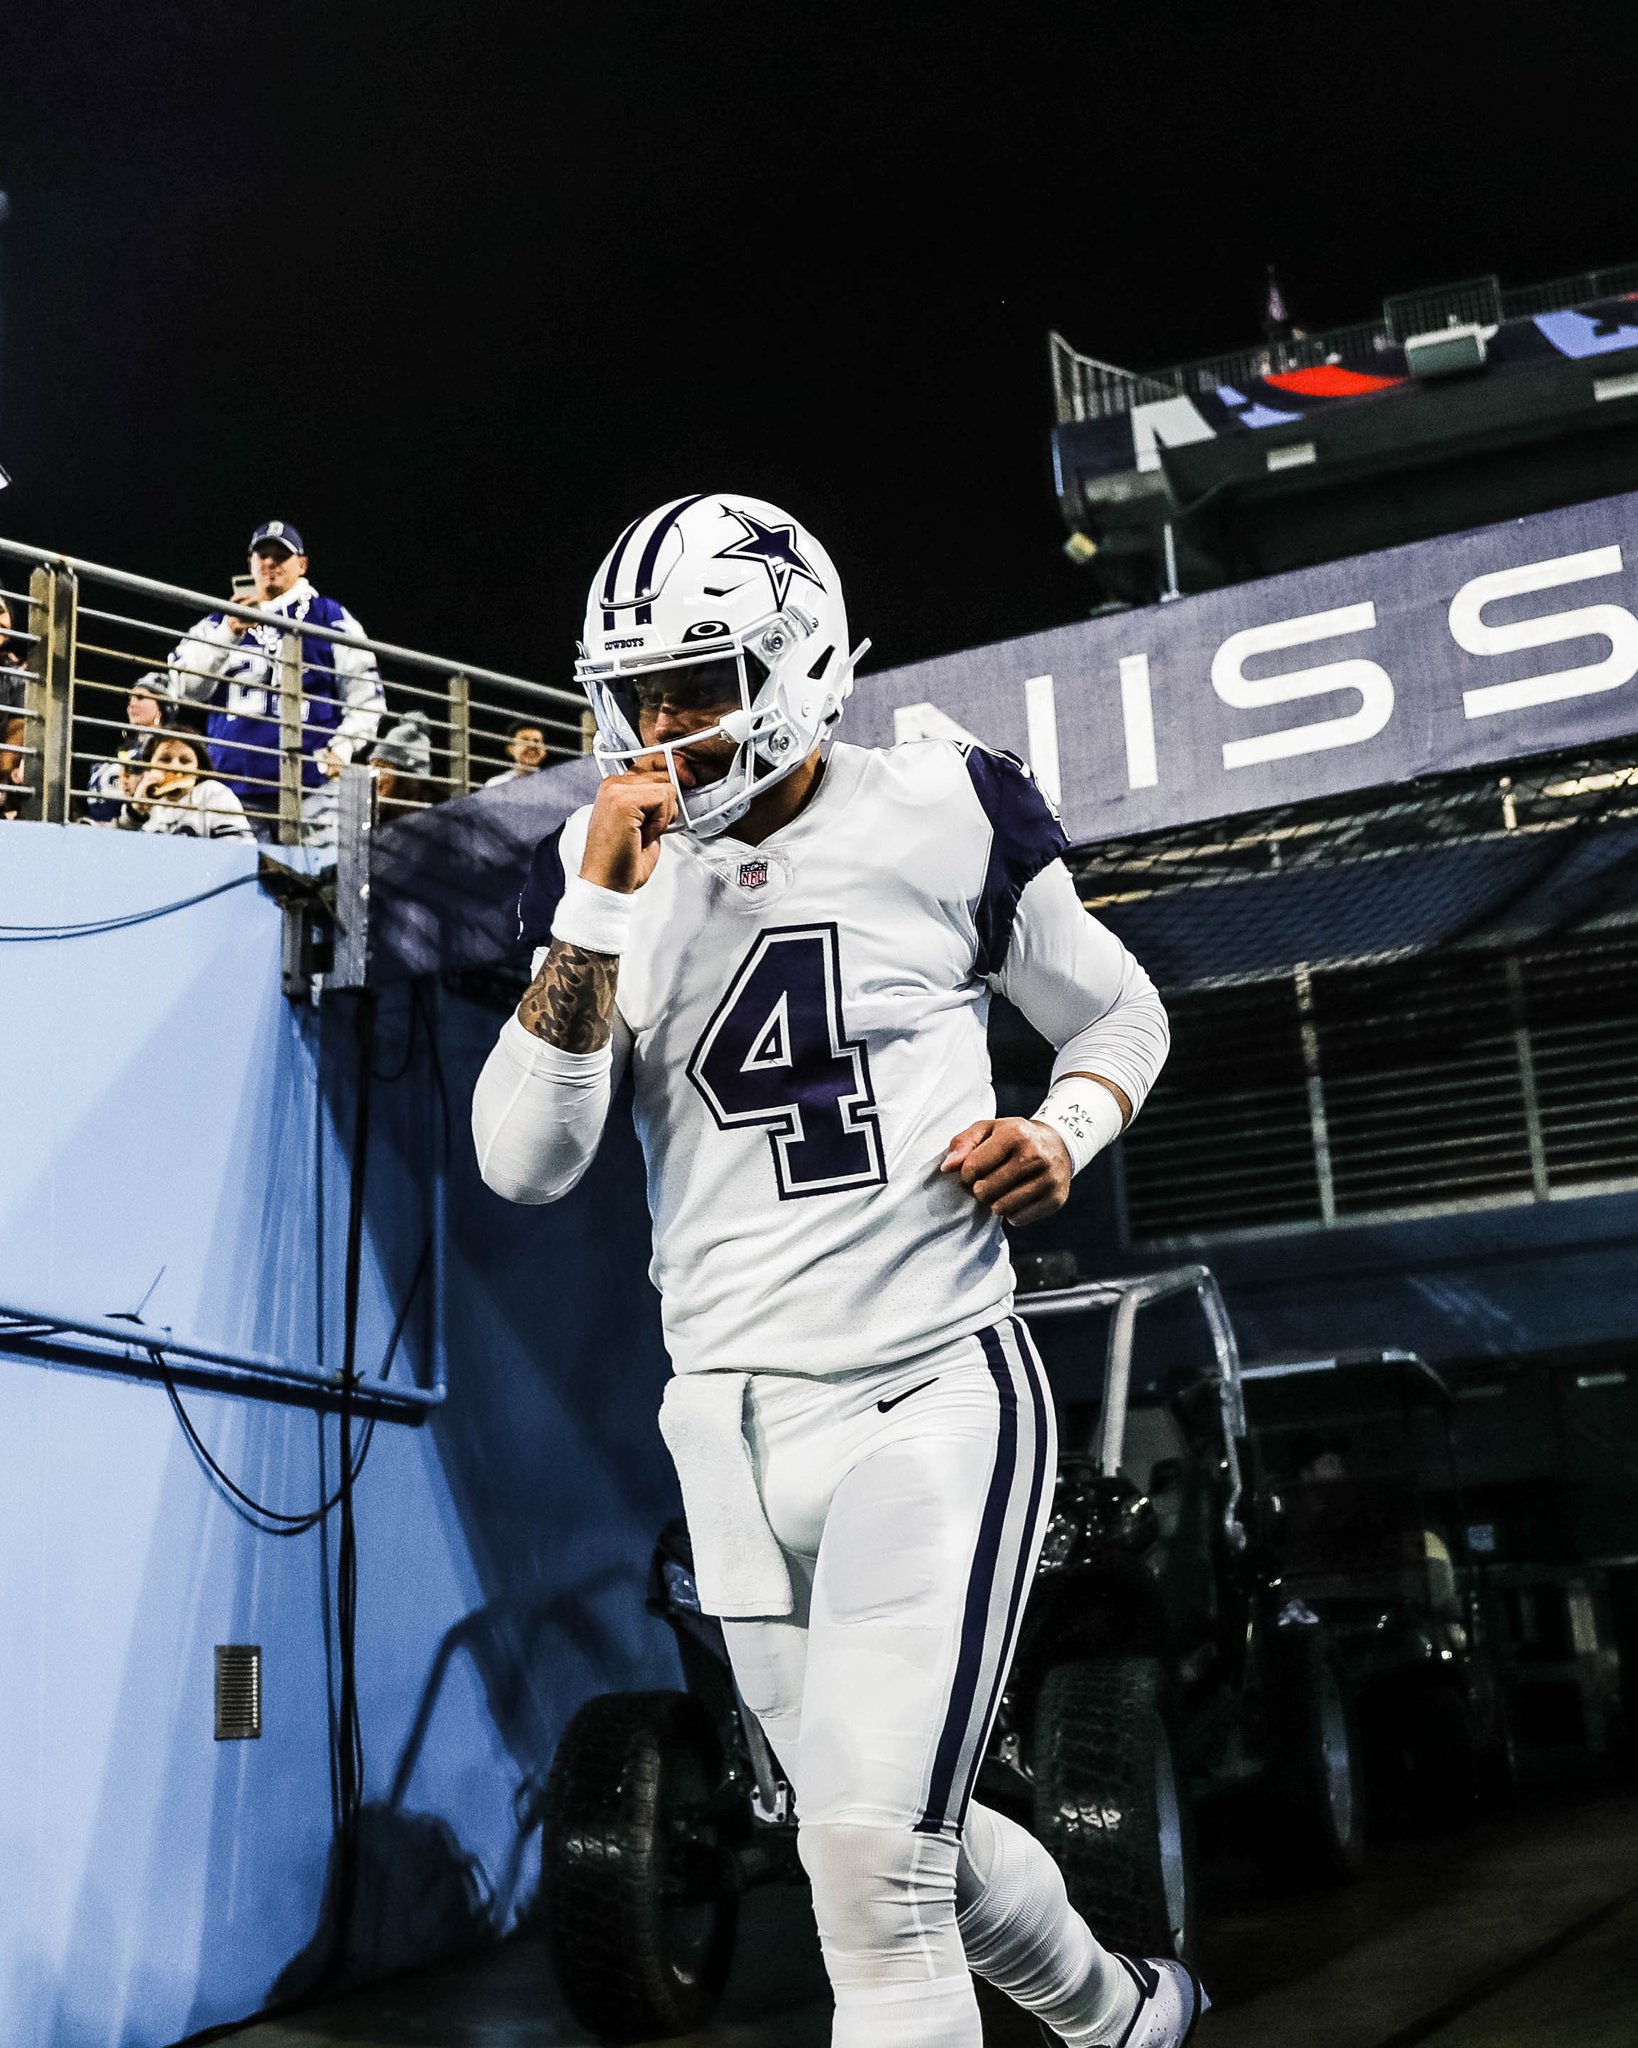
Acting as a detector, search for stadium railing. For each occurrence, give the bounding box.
[1,539,587,841]
[1050,260,1638,425]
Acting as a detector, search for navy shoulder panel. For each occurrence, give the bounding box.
[963,746,1068,977]
[517,826,568,948]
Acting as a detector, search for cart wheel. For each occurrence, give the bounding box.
[1476,1689,1520,1809]
[1410,1684,1480,1831]
[1032,1656,1198,1961]
[1266,1629,1368,1881]
[543,1689,739,2041]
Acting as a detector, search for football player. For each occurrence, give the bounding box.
[472,496,1204,2047]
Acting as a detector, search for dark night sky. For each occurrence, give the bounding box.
[6,2,1637,686]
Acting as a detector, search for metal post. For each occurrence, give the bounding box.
[23,562,75,822]
[331,763,375,990]
[1506,955,1551,1202]
[446,672,472,797]
[1294,962,1337,1225]
[276,628,303,845]
[1161,521,1181,603]
[1097,1292,1141,1480]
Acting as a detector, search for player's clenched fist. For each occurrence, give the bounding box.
[941,1116,1073,1226]
[580,766,678,894]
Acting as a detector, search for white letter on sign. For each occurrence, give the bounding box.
[1119,654,1159,788]
[1211,603,1393,770]
[1451,546,1638,719]
[1023,674,1062,807]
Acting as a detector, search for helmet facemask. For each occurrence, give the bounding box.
[579,605,846,838]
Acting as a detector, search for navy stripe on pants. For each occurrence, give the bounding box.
[913,1318,1049,1834]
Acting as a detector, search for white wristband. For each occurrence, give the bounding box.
[1032,1075,1126,1176]
[551,874,634,956]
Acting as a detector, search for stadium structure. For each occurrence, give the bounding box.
[3,261,1637,2048]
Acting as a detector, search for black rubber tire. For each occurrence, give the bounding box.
[1031,1656,1198,1962]
[1264,1630,1368,1883]
[1409,1685,1480,1832]
[542,1689,739,2042]
[1476,1690,1520,1810]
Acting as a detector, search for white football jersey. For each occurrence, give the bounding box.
[481,739,1166,1377]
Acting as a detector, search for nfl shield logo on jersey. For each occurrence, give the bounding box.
[737,857,771,891]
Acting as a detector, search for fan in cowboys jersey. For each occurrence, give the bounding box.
[472,496,1205,2048]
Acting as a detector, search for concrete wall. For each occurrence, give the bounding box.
[0,823,679,2048]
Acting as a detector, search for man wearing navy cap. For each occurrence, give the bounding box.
[168,521,386,837]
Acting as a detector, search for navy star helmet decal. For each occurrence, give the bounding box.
[713,507,826,609]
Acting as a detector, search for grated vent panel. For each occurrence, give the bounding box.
[214,1644,262,1741]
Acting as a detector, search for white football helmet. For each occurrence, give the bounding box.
[575,493,869,837]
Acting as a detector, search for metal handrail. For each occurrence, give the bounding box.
[3,535,589,837]
[1051,258,1638,425]
[0,537,582,702]
[0,1298,445,1413]
[1019,1264,1248,1550]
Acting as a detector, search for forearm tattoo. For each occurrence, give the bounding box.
[517,940,619,1053]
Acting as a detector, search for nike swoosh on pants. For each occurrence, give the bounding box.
[877,1376,939,1413]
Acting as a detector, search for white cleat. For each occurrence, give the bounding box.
[1040,1954,1210,2046]
[1109,1955,1210,2047]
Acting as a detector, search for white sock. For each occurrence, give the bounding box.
[956,1801,1139,2044]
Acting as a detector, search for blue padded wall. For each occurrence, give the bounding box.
[0,823,679,2048]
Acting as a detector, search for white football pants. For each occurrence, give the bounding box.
[722,1316,1135,2047]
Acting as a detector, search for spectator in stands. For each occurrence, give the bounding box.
[118,729,255,841]
[369,709,435,817]
[1,594,30,819]
[125,675,166,740]
[84,673,189,824]
[303,708,435,848]
[168,520,384,837]
[484,717,549,786]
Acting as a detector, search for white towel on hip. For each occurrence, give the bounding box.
[657,1372,793,1618]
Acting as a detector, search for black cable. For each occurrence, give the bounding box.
[332,988,378,1977]
[0,872,261,939]
[144,1234,431,1538]
[154,1351,337,1534]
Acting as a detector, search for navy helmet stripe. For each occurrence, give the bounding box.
[951,1316,1052,1829]
[599,512,647,607]
[629,493,710,625]
[914,1322,1020,1834]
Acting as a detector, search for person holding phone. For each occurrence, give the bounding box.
[167,521,385,834]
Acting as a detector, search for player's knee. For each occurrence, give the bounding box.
[797,1821,962,1988]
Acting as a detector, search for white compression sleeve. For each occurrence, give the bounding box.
[956,1800,1137,2045]
[995,861,1170,1119]
[470,1010,626,1204]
